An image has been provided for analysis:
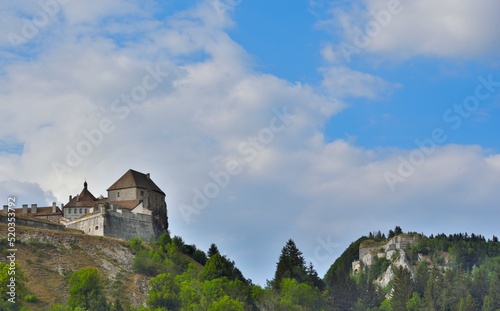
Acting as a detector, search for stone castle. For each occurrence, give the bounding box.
[352,234,420,273]
[1,169,168,241]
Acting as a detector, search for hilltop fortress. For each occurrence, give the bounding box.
[1,169,168,241]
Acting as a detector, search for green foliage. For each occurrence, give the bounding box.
[68,267,107,311]
[129,237,144,254]
[278,278,326,310]
[0,261,28,311]
[390,267,413,311]
[147,273,180,310]
[207,295,244,311]
[405,292,423,311]
[368,256,390,281]
[132,249,168,276]
[207,244,219,258]
[271,239,308,289]
[200,253,247,284]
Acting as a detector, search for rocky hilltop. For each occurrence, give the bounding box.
[0,223,150,310]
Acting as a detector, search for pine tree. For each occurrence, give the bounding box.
[272,239,308,289]
[394,226,403,236]
[458,293,474,311]
[208,243,219,258]
[391,266,413,311]
[413,261,429,297]
[424,269,443,311]
[487,272,500,310]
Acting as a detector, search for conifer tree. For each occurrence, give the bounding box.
[391,266,413,311]
[272,239,308,289]
[208,243,220,258]
[458,293,474,311]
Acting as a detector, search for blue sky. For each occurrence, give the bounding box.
[1,0,500,286]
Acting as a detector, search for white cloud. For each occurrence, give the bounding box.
[1,0,500,286]
[322,0,500,60]
[321,66,400,99]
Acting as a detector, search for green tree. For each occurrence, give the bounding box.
[272,239,308,289]
[208,295,244,311]
[472,267,489,308]
[413,261,429,297]
[424,269,443,311]
[200,253,246,283]
[406,292,423,311]
[208,243,219,258]
[0,262,27,311]
[278,278,325,310]
[485,272,500,310]
[147,273,180,310]
[458,293,475,311]
[482,295,495,311]
[391,266,413,311]
[67,268,108,311]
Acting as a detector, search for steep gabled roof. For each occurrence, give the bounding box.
[65,181,99,208]
[106,169,165,195]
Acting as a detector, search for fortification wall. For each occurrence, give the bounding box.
[65,213,105,236]
[0,214,75,233]
[104,210,156,241]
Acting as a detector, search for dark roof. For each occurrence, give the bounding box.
[106,169,165,195]
[64,181,99,208]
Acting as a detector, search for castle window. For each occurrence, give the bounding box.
[84,208,88,214]
[140,190,144,196]
[95,226,99,230]
[68,209,71,214]
[79,208,82,214]
[117,192,120,197]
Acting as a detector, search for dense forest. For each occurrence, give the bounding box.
[2,227,500,310]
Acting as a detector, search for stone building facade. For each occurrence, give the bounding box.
[1,202,63,222]
[62,169,169,241]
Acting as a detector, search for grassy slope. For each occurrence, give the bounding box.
[0,223,150,310]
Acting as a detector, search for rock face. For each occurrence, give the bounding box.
[1,223,150,309]
[376,250,413,289]
[354,234,421,289]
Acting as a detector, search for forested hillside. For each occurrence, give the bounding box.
[1,224,500,310]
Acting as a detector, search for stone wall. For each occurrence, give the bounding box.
[108,188,136,201]
[0,215,75,232]
[65,213,105,236]
[104,210,157,241]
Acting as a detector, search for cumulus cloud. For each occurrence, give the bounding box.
[320,0,500,60]
[1,0,500,285]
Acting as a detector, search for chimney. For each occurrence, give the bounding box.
[2,205,7,214]
[22,204,28,214]
[31,204,37,214]
[146,173,150,180]
[77,195,80,202]
[52,202,57,214]
[69,195,72,201]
